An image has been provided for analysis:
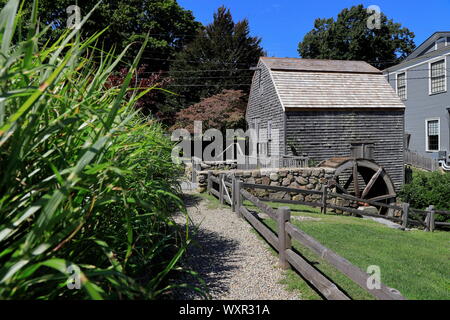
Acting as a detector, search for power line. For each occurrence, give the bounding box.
[165,83,251,87]
[386,75,450,80]
[139,57,448,72]
[157,75,254,80]
[140,56,259,67]
[138,68,256,74]
[144,33,262,40]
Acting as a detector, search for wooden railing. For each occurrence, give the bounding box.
[236,155,309,170]
[207,174,412,300]
[208,173,449,232]
[190,155,309,175]
[206,174,450,300]
[405,150,439,171]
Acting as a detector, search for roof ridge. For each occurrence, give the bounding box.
[260,57,381,74]
[261,56,369,63]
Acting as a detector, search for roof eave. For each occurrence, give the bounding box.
[284,106,405,111]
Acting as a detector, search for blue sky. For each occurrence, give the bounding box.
[178,0,450,57]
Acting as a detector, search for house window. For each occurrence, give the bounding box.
[426,119,440,152]
[396,73,407,100]
[430,60,446,94]
[267,121,272,156]
[253,119,260,142]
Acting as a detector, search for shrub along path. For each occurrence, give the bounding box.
[173,193,301,300]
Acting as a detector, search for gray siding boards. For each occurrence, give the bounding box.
[285,110,405,191]
[246,59,286,156]
[383,32,450,162]
[247,57,406,191]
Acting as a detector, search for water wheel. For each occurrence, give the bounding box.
[319,158,397,216]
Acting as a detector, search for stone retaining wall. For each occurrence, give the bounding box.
[196,167,335,201]
[185,161,237,181]
[193,165,404,217]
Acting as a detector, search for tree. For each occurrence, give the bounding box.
[170,90,247,133]
[106,65,170,115]
[298,5,416,69]
[167,6,264,112]
[7,0,201,71]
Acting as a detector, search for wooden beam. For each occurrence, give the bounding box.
[367,194,397,202]
[239,206,278,248]
[285,249,350,300]
[401,203,409,229]
[242,183,323,195]
[285,223,406,300]
[277,207,291,270]
[240,189,278,220]
[425,205,435,232]
[327,203,402,222]
[343,175,353,190]
[321,185,328,215]
[335,182,350,195]
[257,197,323,209]
[353,162,360,198]
[327,191,401,210]
[361,167,383,199]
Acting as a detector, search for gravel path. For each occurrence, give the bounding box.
[173,193,301,300]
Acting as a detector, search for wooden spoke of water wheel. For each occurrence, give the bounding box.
[319,158,397,215]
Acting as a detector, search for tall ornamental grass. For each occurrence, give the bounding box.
[0,0,191,299]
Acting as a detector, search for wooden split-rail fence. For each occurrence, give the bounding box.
[206,173,450,300]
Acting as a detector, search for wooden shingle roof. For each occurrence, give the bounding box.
[261,57,382,74]
[259,57,405,109]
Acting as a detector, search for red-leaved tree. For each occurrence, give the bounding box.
[106,65,171,117]
[170,89,247,133]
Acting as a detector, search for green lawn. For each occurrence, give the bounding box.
[245,200,450,300]
[199,194,450,300]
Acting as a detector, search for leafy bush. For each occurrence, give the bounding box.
[0,0,191,299]
[399,169,450,222]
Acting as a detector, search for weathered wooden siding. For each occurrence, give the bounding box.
[246,60,286,156]
[246,57,406,192]
[285,110,405,191]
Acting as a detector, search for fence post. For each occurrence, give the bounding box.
[321,185,328,215]
[191,158,196,184]
[235,180,243,218]
[277,207,291,270]
[425,205,434,232]
[401,202,409,230]
[231,175,236,213]
[207,171,212,195]
[219,174,224,204]
[430,206,436,232]
[426,205,435,232]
